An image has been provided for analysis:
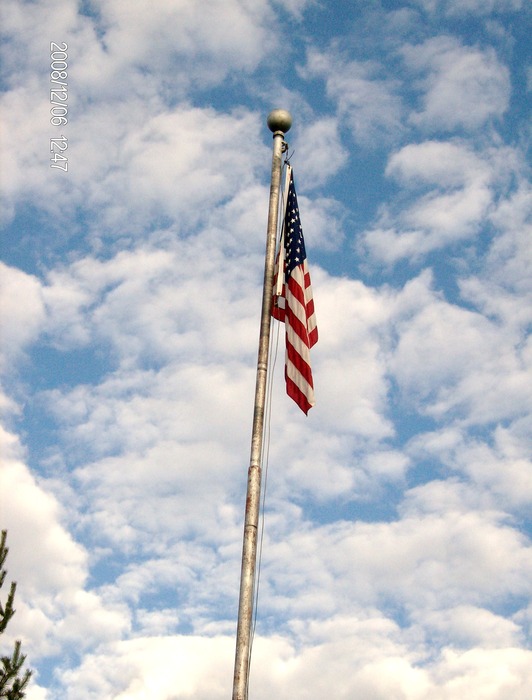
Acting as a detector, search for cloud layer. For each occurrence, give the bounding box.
[1,0,530,698]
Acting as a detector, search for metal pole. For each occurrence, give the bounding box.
[232,110,292,700]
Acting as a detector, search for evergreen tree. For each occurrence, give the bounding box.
[0,531,32,699]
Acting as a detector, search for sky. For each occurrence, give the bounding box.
[0,0,531,698]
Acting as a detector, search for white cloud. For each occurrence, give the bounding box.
[301,49,405,146]
[56,635,233,699]
[0,0,284,101]
[0,0,283,232]
[0,0,81,80]
[291,117,348,188]
[41,236,264,358]
[360,140,521,262]
[428,647,532,699]
[262,513,532,617]
[402,36,510,130]
[407,424,532,511]
[483,183,532,293]
[387,270,531,423]
[51,620,532,699]
[387,141,491,234]
[62,105,267,237]
[385,140,488,187]
[258,271,396,481]
[0,428,130,665]
[93,0,277,76]
[0,263,45,373]
[411,0,522,16]
[0,84,60,225]
[418,605,523,647]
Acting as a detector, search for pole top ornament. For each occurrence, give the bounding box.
[267,109,292,134]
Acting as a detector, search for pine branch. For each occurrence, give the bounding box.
[0,583,16,635]
[0,641,32,699]
[0,533,32,699]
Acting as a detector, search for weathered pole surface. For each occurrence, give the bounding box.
[232,110,292,700]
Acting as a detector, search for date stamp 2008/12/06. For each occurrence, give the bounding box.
[49,42,68,172]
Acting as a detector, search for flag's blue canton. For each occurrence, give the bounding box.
[285,178,307,279]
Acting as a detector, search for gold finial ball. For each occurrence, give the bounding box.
[267,109,292,134]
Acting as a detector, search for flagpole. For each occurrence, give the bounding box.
[232,109,292,700]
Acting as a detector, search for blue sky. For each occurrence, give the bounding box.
[1,0,531,698]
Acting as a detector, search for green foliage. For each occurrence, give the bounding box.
[0,532,32,699]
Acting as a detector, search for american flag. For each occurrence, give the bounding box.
[272,167,318,414]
